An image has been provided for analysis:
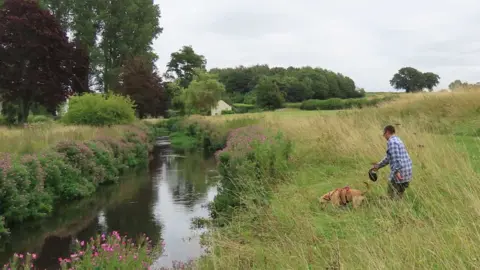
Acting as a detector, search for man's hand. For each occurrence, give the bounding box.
[395,171,403,180]
[371,163,379,171]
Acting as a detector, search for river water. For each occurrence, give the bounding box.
[0,144,219,269]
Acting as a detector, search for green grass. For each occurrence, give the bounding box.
[193,90,480,269]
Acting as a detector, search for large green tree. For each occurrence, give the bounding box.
[255,76,285,110]
[390,67,440,92]
[180,69,225,115]
[166,46,207,88]
[41,0,163,92]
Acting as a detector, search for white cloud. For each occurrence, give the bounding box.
[153,0,480,91]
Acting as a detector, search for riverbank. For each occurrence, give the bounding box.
[187,90,480,269]
[0,123,155,236]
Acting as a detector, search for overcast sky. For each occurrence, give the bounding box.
[152,0,480,92]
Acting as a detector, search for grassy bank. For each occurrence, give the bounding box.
[191,89,480,269]
[0,123,156,236]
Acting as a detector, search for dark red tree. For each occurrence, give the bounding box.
[0,0,75,123]
[119,56,167,118]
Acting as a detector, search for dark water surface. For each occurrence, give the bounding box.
[0,145,219,269]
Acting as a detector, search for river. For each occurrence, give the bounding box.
[0,143,219,269]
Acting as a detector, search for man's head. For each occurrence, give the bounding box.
[383,125,395,140]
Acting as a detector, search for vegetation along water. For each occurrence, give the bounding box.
[1,0,480,269]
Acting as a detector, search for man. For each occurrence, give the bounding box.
[372,125,413,199]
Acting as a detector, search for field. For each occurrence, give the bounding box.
[195,89,480,269]
[1,89,478,269]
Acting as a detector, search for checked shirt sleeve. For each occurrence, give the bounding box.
[377,152,389,169]
[387,140,402,173]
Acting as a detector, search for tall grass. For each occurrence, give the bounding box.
[0,124,133,154]
[194,89,480,269]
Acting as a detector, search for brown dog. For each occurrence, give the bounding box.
[319,181,370,209]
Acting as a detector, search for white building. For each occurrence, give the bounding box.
[210,100,232,116]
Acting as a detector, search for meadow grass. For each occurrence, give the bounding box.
[0,123,137,154]
[194,89,480,269]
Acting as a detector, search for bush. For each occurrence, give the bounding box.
[61,93,136,126]
[284,103,302,109]
[300,96,397,110]
[211,125,293,226]
[27,115,53,123]
[0,154,54,223]
[221,110,235,115]
[233,103,257,114]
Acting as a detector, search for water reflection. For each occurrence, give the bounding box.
[0,146,218,269]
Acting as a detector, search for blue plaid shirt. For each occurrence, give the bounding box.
[377,135,413,183]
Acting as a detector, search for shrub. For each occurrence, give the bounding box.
[0,154,53,223]
[211,125,293,226]
[284,102,302,109]
[233,103,257,114]
[61,93,136,126]
[27,115,53,123]
[300,96,397,110]
[221,110,235,115]
[38,151,95,200]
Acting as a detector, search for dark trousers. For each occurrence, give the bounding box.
[387,180,409,199]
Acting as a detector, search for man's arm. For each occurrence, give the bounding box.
[376,153,389,169]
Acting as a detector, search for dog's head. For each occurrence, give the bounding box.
[318,191,333,207]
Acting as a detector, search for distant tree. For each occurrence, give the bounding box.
[448,79,469,90]
[164,80,186,115]
[0,0,75,124]
[423,72,441,91]
[166,45,207,88]
[210,65,363,103]
[255,76,285,110]
[118,56,167,118]
[180,69,225,115]
[390,67,439,93]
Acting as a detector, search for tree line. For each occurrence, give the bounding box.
[163,45,365,112]
[1,0,452,123]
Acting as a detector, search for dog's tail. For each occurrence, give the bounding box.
[362,181,371,194]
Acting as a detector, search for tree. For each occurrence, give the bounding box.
[41,0,163,92]
[210,65,362,103]
[255,76,285,110]
[180,69,225,115]
[71,38,91,94]
[448,80,468,90]
[99,0,163,92]
[166,46,207,88]
[423,72,440,91]
[390,67,440,93]
[0,0,75,124]
[118,56,167,118]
